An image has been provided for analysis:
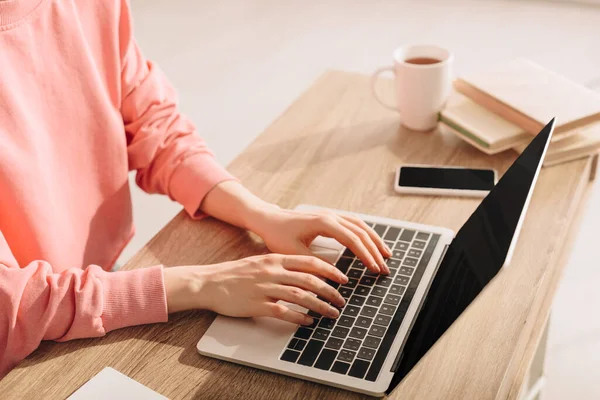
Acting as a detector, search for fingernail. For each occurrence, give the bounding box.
[337,297,346,306]
[329,307,340,318]
[371,262,381,273]
[303,317,314,326]
[340,274,349,283]
[385,244,393,253]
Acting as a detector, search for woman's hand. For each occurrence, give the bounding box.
[199,181,392,273]
[246,207,393,274]
[164,254,348,325]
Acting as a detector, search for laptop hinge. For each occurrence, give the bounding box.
[390,243,450,372]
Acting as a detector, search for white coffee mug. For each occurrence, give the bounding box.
[372,45,453,131]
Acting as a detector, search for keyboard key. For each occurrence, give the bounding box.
[342,248,355,258]
[352,260,366,269]
[332,326,350,338]
[384,227,401,242]
[371,287,386,297]
[307,310,321,318]
[336,257,353,274]
[403,258,418,267]
[297,339,325,366]
[307,318,319,329]
[357,347,376,361]
[355,285,370,297]
[288,338,299,350]
[325,337,344,350]
[344,278,359,289]
[360,306,378,317]
[294,327,313,340]
[350,327,367,339]
[395,275,410,285]
[319,318,336,330]
[392,250,405,260]
[366,296,382,307]
[365,221,375,228]
[338,349,356,363]
[356,317,373,329]
[281,349,301,363]
[338,315,355,328]
[348,359,370,379]
[380,304,396,316]
[374,314,392,326]
[348,269,363,279]
[315,348,338,371]
[339,287,353,298]
[376,277,393,287]
[416,232,430,241]
[412,240,426,249]
[359,276,376,286]
[349,295,366,307]
[344,338,362,351]
[395,242,409,251]
[331,361,351,375]
[384,241,394,250]
[390,285,406,296]
[408,249,422,258]
[386,268,397,277]
[369,325,386,338]
[343,305,360,317]
[313,328,330,341]
[399,266,415,276]
[295,339,308,351]
[399,229,415,242]
[325,279,340,290]
[364,269,378,277]
[364,336,382,349]
[373,224,387,237]
[386,259,401,269]
[384,294,402,306]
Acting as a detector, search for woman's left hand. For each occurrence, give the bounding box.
[246,206,392,274]
[200,181,392,274]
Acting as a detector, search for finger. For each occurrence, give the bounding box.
[279,270,345,307]
[269,285,340,319]
[315,216,381,273]
[282,254,348,284]
[264,302,313,325]
[337,217,389,274]
[340,215,393,258]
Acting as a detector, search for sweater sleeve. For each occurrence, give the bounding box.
[0,231,168,378]
[117,0,235,219]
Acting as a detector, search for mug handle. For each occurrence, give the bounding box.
[371,66,399,112]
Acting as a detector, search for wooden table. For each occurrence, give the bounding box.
[1,71,596,400]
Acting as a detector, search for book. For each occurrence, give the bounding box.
[513,120,600,166]
[454,59,600,136]
[440,93,531,154]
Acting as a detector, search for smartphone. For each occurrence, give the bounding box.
[394,164,497,198]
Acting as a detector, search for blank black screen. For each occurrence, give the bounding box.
[388,119,555,393]
[398,167,495,191]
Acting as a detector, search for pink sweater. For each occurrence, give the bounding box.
[0,0,234,377]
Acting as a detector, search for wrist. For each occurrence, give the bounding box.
[163,266,214,313]
[239,199,280,233]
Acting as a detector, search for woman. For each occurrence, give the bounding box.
[0,0,391,378]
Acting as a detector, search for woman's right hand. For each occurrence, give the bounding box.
[163,254,348,326]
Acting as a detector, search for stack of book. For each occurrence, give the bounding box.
[440,59,600,166]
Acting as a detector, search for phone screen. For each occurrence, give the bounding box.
[398,166,495,191]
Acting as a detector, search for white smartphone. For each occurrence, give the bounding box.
[394,164,497,198]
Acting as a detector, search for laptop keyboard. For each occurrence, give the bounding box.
[280,222,440,381]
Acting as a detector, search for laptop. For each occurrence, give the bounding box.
[197,119,555,396]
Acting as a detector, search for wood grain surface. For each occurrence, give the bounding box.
[0,71,594,400]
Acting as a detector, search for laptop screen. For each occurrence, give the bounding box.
[389,119,555,390]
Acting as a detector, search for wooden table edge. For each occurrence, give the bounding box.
[497,155,596,399]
